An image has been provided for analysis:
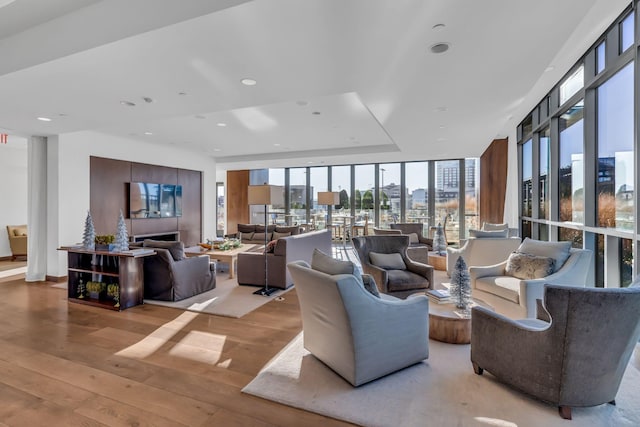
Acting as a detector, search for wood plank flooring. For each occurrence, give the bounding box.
[0,276,354,426]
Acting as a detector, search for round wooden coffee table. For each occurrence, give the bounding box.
[429,300,492,344]
[427,252,446,271]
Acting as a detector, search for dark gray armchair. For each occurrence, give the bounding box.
[352,235,433,299]
[390,223,433,248]
[471,284,640,420]
[141,240,216,301]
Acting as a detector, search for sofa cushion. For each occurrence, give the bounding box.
[505,252,555,279]
[273,231,291,240]
[13,226,27,237]
[369,252,406,270]
[237,224,256,233]
[240,232,255,242]
[275,225,300,235]
[469,229,509,238]
[475,276,520,304]
[482,222,509,232]
[253,232,272,243]
[255,224,277,233]
[408,233,419,244]
[143,239,185,261]
[386,270,428,291]
[517,238,571,272]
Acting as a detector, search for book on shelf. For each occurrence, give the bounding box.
[121,248,155,256]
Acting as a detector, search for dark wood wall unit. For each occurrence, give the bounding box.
[226,170,250,234]
[177,168,202,245]
[479,138,509,226]
[89,156,202,246]
[90,157,132,236]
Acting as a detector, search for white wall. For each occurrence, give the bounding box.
[0,137,28,258]
[48,131,217,277]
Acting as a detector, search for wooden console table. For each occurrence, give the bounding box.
[59,247,155,311]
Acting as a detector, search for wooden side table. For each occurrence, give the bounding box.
[428,299,492,344]
[427,251,446,271]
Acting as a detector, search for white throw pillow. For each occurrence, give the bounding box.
[505,252,555,279]
[517,238,571,272]
[482,222,509,232]
[469,229,509,238]
[369,252,406,270]
[408,232,420,244]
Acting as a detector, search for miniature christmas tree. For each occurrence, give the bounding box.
[82,211,96,250]
[114,210,129,252]
[450,256,472,309]
[433,222,447,255]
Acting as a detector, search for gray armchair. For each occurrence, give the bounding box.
[471,284,640,420]
[352,235,433,299]
[390,223,433,248]
[287,259,429,386]
[141,240,216,301]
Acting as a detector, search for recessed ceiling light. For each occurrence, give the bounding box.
[143,131,153,135]
[120,100,136,107]
[195,115,206,119]
[273,143,281,146]
[432,23,446,31]
[307,161,313,164]
[241,78,257,86]
[142,97,154,103]
[545,66,555,72]
[213,148,221,152]
[59,113,67,117]
[439,125,445,129]
[37,117,52,122]
[312,111,321,115]
[216,122,227,127]
[178,92,187,96]
[430,42,450,54]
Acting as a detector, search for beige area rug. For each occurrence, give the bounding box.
[0,265,27,279]
[242,333,640,427]
[144,273,292,318]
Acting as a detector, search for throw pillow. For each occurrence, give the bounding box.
[505,252,555,280]
[13,226,27,236]
[369,252,406,270]
[408,232,420,244]
[469,229,509,238]
[240,232,254,242]
[482,222,509,232]
[272,231,291,240]
[253,232,272,243]
[142,239,185,261]
[237,224,256,233]
[311,248,357,275]
[361,274,381,298]
[265,240,277,253]
[517,238,571,272]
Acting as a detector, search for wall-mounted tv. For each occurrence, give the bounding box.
[129,182,182,219]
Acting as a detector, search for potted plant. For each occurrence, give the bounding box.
[95,235,116,251]
[86,281,106,299]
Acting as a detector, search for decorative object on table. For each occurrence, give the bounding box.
[247,184,285,296]
[426,288,451,304]
[82,211,96,250]
[213,238,241,251]
[114,210,129,252]
[86,281,106,299]
[107,283,120,308]
[449,256,471,310]
[95,234,116,251]
[76,278,86,299]
[432,222,447,255]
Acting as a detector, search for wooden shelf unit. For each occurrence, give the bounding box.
[60,247,155,311]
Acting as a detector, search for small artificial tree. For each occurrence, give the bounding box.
[114,209,129,252]
[433,222,447,255]
[82,211,96,250]
[450,256,472,309]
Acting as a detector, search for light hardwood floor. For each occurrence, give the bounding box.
[0,275,354,426]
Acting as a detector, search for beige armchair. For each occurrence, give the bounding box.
[6,225,27,260]
[446,236,521,276]
[469,238,593,318]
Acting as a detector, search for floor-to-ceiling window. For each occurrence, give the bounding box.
[435,160,460,242]
[464,158,480,239]
[355,164,375,227]
[559,101,584,224]
[378,163,401,228]
[289,168,307,227]
[405,162,429,235]
[310,167,328,229]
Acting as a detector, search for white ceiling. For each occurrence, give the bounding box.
[0,0,631,170]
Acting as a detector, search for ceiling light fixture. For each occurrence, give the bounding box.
[213,148,221,152]
[37,117,52,122]
[432,23,446,31]
[241,78,257,86]
[142,97,154,103]
[273,143,281,146]
[216,122,227,127]
[178,92,187,96]
[312,111,321,115]
[430,42,450,54]
[120,100,136,107]
[143,131,153,135]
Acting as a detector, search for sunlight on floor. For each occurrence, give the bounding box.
[474,417,518,427]
[168,330,227,365]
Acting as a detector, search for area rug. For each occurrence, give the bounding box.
[144,274,292,318]
[242,333,640,427]
[0,265,27,278]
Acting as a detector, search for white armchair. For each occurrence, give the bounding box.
[469,238,593,318]
[446,236,521,276]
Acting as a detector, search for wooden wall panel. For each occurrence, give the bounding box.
[178,168,202,246]
[226,170,250,234]
[479,138,509,226]
[90,156,201,244]
[90,157,131,235]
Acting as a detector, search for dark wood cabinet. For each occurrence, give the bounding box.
[60,247,154,311]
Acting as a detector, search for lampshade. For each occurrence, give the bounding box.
[248,185,284,206]
[318,191,340,205]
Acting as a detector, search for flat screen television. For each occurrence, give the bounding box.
[129,182,182,218]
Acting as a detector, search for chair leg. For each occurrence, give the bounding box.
[472,362,483,375]
[558,406,572,420]
[609,399,616,406]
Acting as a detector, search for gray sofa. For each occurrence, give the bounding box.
[287,259,429,386]
[237,229,332,289]
[227,224,301,244]
[140,240,216,301]
[471,284,640,419]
